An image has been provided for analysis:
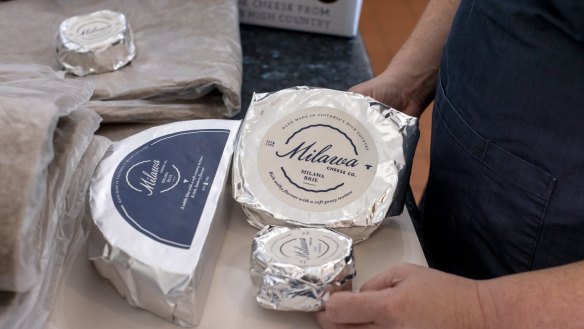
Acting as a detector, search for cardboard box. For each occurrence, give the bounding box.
[239,0,363,37]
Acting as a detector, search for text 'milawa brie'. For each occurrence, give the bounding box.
[233,86,418,242]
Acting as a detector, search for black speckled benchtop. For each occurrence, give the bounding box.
[239,24,374,118]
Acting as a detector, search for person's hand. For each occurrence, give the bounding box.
[315,263,489,329]
[349,71,429,118]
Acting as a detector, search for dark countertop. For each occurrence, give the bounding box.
[238,24,374,118]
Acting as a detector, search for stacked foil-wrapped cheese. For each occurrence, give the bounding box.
[234,86,419,311]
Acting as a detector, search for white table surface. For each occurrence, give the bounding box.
[48,200,427,329]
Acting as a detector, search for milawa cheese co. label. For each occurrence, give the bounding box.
[65,11,125,46]
[266,229,347,267]
[257,107,378,212]
[111,130,229,249]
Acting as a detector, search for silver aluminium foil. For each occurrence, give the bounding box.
[56,10,136,77]
[250,226,355,311]
[233,86,419,242]
[88,120,240,327]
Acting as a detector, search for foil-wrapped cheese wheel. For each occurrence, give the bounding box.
[56,10,136,76]
[250,226,355,311]
[233,86,418,242]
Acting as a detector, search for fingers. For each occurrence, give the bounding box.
[360,271,399,292]
[323,291,384,324]
[314,264,426,329]
[360,263,422,292]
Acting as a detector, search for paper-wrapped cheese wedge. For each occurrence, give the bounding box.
[89,120,240,327]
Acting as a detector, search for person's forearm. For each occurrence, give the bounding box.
[383,0,460,111]
[478,261,584,328]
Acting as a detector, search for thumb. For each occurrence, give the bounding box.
[348,81,373,97]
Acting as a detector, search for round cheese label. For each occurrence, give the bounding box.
[110,129,229,249]
[266,228,349,267]
[257,107,378,212]
[64,11,126,46]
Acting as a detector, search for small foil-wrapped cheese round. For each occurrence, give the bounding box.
[251,226,355,311]
[233,87,418,242]
[56,10,136,77]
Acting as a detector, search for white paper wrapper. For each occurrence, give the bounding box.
[233,86,419,242]
[89,120,240,327]
[251,226,355,311]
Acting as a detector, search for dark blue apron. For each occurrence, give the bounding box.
[419,0,584,279]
